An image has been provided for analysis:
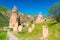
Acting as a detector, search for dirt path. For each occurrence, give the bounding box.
[7,31,19,40]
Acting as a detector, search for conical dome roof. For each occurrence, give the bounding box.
[12,5,17,10]
[12,5,18,12]
[39,12,42,15]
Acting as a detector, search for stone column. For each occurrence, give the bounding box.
[28,27,32,32]
[32,24,35,30]
[28,24,35,33]
[40,25,48,40]
[42,25,48,40]
[18,25,23,32]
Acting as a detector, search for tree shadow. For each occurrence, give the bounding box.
[49,21,58,26]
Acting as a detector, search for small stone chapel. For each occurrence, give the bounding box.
[9,5,20,31]
[36,12,45,23]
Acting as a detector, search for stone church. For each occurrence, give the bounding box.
[9,6,45,31]
[9,5,20,31]
[36,12,45,23]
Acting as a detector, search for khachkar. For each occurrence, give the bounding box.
[9,5,20,31]
[36,12,45,23]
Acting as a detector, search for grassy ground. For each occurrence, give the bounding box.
[0,12,9,27]
[48,22,60,40]
[13,25,42,40]
[13,19,60,40]
[0,29,9,40]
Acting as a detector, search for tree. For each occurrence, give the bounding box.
[48,2,60,22]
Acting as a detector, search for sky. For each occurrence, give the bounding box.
[0,0,60,16]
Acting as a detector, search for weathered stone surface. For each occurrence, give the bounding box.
[13,22,18,31]
[22,22,29,27]
[28,27,32,32]
[36,12,45,23]
[9,5,20,31]
[13,27,18,32]
[26,23,29,27]
[32,24,35,30]
[18,25,23,32]
[40,25,48,40]
[28,24,35,32]
[42,25,48,38]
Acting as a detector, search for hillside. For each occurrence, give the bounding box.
[0,6,35,27]
[0,6,9,27]
[12,19,60,40]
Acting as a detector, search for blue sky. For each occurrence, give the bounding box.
[0,0,60,16]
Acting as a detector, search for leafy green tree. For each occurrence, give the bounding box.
[48,2,60,22]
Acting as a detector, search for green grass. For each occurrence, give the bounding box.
[0,12,9,27]
[0,30,9,40]
[13,24,42,40]
[13,19,60,40]
[48,23,60,40]
[0,6,9,27]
